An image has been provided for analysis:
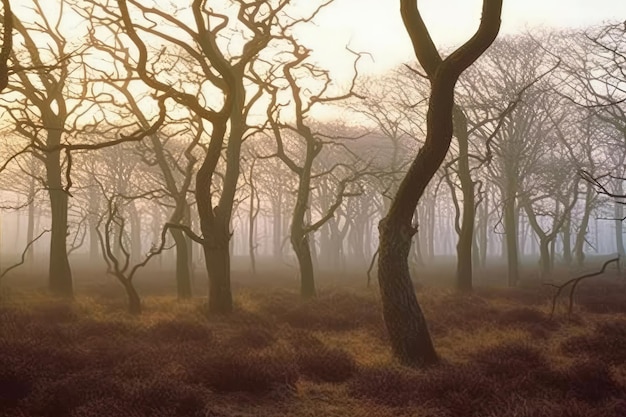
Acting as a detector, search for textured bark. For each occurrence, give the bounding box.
[378,218,437,365]
[379,0,501,366]
[378,75,460,365]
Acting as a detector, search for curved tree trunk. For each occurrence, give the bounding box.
[293,234,315,298]
[124,281,142,316]
[378,0,501,366]
[378,74,458,366]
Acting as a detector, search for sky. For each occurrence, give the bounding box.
[309,0,626,74]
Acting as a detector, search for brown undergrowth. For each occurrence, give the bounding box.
[0,280,625,417]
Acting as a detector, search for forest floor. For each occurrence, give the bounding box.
[1,268,626,416]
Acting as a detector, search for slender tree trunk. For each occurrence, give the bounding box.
[248,163,258,276]
[293,233,315,297]
[88,186,100,263]
[171,228,192,299]
[124,281,142,315]
[129,201,142,264]
[615,200,625,258]
[378,73,463,366]
[539,237,551,277]
[453,106,474,293]
[425,199,436,261]
[574,186,593,268]
[46,146,72,298]
[562,216,572,265]
[272,193,283,262]
[26,175,35,265]
[503,181,519,287]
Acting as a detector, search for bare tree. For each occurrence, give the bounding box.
[95,191,170,315]
[94,0,340,313]
[377,0,502,366]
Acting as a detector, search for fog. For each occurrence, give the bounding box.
[1,1,626,416]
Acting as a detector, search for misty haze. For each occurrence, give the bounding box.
[0,1,626,416]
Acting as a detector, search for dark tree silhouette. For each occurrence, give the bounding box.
[0,0,11,93]
[377,0,502,366]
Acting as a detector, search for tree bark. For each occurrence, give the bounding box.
[26,174,36,265]
[503,183,519,286]
[377,0,501,366]
[574,185,593,268]
[202,227,233,314]
[453,106,474,293]
[290,152,317,298]
[562,216,572,265]
[171,228,192,299]
[128,201,142,264]
[124,281,142,315]
[46,145,73,298]
[615,199,625,258]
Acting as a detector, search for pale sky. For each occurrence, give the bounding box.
[308,0,626,74]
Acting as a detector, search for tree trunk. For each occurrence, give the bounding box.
[615,200,625,259]
[453,106,474,293]
[171,228,192,299]
[378,74,461,366]
[378,219,438,366]
[479,199,487,266]
[574,186,593,268]
[503,182,519,287]
[539,237,551,277]
[46,146,72,298]
[379,0,502,364]
[293,234,315,298]
[124,281,142,315]
[26,176,35,265]
[272,193,283,262]
[248,168,257,276]
[128,201,142,264]
[202,225,233,314]
[88,186,100,263]
[562,216,572,265]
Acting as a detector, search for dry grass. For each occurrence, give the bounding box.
[0,277,625,416]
